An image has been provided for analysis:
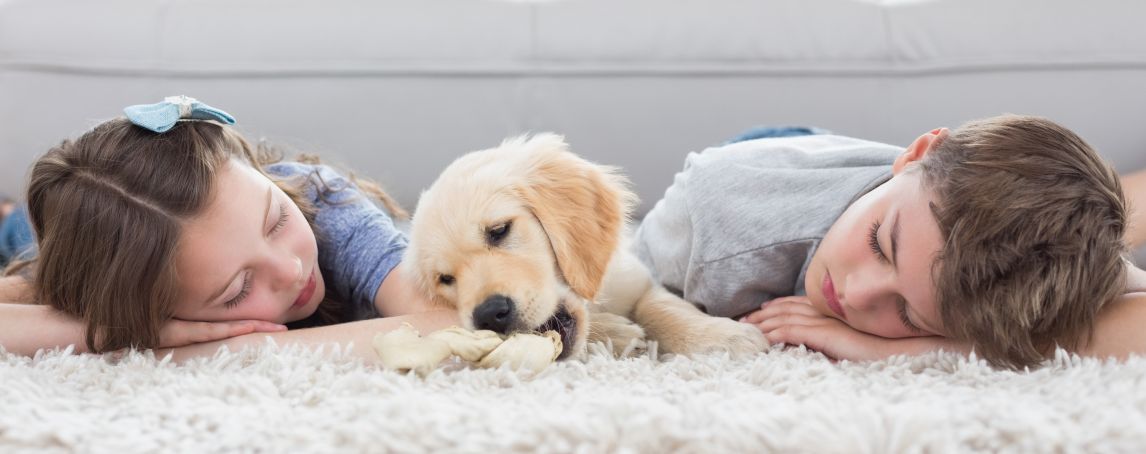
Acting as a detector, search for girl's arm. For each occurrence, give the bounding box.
[0,277,88,356]
[0,302,89,355]
[159,309,461,363]
[374,264,444,316]
[0,275,34,304]
[2,274,291,356]
[0,303,290,357]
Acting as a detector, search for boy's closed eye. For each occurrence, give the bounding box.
[868,217,928,335]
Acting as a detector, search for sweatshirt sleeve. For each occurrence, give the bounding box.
[632,153,698,299]
[631,136,897,318]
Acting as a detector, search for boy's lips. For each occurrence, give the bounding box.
[822,271,846,319]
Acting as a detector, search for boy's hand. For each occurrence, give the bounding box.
[159,319,287,349]
[740,296,963,361]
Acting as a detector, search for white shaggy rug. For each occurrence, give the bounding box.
[2,341,1146,453]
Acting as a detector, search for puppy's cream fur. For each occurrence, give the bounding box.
[404,134,767,358]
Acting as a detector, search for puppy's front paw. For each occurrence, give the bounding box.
[587,312,648,357]
[663,317,768,359]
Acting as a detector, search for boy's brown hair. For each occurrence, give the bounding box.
[920,115,1127,369]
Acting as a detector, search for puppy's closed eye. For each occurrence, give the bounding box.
[487,221,512,247]
[438,274,455,286]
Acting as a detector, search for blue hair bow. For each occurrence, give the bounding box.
[123,95,236,133]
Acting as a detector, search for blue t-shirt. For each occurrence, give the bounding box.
[266,162,408,324]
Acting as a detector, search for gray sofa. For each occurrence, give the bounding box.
[3,0,1145,233]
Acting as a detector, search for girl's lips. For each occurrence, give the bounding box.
[292,271,316,309]
[822,271,846,319]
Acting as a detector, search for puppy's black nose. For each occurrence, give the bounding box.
[473,295,515,334]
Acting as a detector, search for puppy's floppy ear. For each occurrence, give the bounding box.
[512,133,636,301]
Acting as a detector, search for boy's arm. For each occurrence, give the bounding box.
[741,296,971,361]
[746,291,1146,363]
[158,310,461,363]
[752,315,970,362]
[1074,292,1146,360]
[1124,169,1146,249]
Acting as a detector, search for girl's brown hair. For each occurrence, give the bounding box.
[17,118,404,353]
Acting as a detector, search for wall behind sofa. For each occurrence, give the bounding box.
[3,0,1145,232]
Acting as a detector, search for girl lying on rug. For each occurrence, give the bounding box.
[635,118,1146,369]
[1,97,1144,370]
[0,96,460,362]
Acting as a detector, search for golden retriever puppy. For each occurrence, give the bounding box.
[403,134,767,359]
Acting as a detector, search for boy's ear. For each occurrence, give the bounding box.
[893,127,949,174]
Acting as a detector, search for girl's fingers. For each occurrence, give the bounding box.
[247,320,289,333]
[160,319,286,347]
[194,321,254,343]
[206,320,286,341]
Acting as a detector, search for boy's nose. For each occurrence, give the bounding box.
[843,274,888,312]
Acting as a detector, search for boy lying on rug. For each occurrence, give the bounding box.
[634,116,1146,368]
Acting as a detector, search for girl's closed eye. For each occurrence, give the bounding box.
[224,271,252,309]
[226,202,289,310]
[271,203,289,234]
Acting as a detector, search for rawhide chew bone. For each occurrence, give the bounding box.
[372,324,563,374]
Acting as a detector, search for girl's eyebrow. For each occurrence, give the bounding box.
[203,185,274,308]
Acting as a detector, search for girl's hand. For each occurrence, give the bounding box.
[158,319,287,349]
[740,296,961,361]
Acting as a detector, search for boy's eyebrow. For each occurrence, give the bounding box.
[203,185,274,308]
[890,211,901,270]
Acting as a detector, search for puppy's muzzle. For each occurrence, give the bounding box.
[473,294,516,334]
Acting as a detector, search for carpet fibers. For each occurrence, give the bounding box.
[2,341,1145,453]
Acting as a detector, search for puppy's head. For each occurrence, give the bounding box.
[404,133,634,359]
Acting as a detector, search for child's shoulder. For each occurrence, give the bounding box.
[687,134,902,172]
[265,161,347,182]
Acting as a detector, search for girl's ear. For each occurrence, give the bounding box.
[894,127,949,175]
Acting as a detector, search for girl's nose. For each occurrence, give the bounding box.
[271,254,303,291]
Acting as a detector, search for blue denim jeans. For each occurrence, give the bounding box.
[0,204,35,266]
[722,125,831,145]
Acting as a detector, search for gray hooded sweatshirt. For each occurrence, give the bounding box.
[632,134,902,318]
